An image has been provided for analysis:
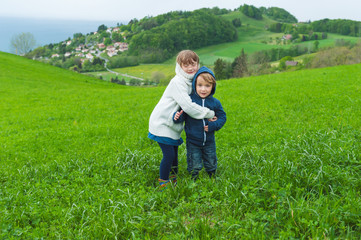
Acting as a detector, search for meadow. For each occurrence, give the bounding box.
[1,51,361,239]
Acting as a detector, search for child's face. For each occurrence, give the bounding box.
[196,75,213,98]
[181,60,198,75]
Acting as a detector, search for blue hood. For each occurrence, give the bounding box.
[192,66,216,97]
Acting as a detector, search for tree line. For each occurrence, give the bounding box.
[213,39,361,81]
[269,19,361,38]
[311,19,361,37]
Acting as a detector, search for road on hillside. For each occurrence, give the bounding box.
[97,54,143,81]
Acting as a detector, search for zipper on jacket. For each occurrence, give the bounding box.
[202,99,206,146]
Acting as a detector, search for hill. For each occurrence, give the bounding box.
[25,6,290,69]
[1,52,361,238]
[23,5,361,85]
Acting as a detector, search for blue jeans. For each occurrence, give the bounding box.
[186,141,217,179]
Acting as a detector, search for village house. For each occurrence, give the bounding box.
[282,34,292,41]
[285,61,298,66]
[86,53,94,61]
[112,27,120,32]
[97,43,106,49]
[66,40,72,46]
[114,42,128,51]
[107,50,118,57]
[76,53,84,57]
[64,52,72,57]
[75,44,86,52]
[106,45,116,51]
[51,54,60,58]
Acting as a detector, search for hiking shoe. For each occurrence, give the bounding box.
[158,179,171,191]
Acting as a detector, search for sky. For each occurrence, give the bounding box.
[2,0,361,23]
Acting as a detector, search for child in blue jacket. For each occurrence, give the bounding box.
[173,66,226,180]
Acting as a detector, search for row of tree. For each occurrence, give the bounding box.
[311,19,361,37]
[269,19,361,38]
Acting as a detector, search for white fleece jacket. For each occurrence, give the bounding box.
[149,63,215,140]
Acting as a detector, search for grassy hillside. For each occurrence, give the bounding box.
[119,12,360,79]
[196,12,361,65]
[1,52,361,238]
[160,11,282,66]
[90,10,361,81]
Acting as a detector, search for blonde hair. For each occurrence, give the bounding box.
[176,50,199,65]
[198,73,216,87]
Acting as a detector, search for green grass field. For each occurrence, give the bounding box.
[84,71,132,82]
[1,51,361,238]
[86,64,175,83]
[112,64,175,80]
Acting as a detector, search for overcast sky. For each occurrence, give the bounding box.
[2,0,361,22]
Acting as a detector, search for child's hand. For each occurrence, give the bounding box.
[204,125,208,132]
[174,110,184,120]
[208,116,217,122]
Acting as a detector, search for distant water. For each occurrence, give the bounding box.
[0,17,125,53]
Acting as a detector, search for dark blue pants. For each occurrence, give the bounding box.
[186,141,217,179]
[158,142,178,180]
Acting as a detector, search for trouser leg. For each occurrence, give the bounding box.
[202,143,217,178]
[158,143,178,180]
[186,142,203,180]
[171,145,178,175]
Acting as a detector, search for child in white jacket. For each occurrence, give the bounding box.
[148,50,215,190]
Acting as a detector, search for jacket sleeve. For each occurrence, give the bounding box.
[207,100,226,133]
[172,80,215,120]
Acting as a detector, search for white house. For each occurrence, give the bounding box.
[97,43,106,49]
[107,50,118,57]
[115,42,128,51]
[106,45,116,51]
[86,53,94,60]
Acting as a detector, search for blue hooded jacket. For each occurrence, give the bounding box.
[173,66,226,147]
